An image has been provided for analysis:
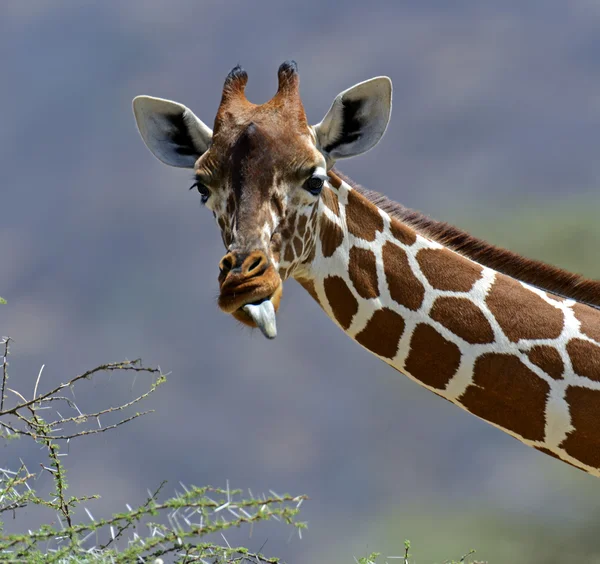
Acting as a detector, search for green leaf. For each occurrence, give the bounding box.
[0,297,6,305]
[358,553,380,564]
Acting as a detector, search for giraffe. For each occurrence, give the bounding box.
[133,61,600,476]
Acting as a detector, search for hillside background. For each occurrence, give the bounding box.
[2,2,600,562]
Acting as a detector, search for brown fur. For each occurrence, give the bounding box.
[331,169,600,310]
[460,353,550,441]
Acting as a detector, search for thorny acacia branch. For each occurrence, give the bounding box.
[1,336,9,412]
[0,337,307,562]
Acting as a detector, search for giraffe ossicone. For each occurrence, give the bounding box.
[133,61,600,478]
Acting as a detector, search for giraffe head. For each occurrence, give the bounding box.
[133,62,392,338]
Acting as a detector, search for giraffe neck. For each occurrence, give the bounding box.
[296,172,600,477]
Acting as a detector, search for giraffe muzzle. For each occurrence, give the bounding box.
[217,250,283,338]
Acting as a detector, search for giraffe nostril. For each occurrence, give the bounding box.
[248,257,262,273]
[220,256,233,274]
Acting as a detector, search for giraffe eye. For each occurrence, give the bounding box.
[190,181,210,204]
[304,175,324,196]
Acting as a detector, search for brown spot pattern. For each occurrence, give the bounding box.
[348,247,379,300]
[302,238,316,264]
[417,248,483,292]
[404,324,461,390]
[389,218,417,246]
[567,339,600,381]
[293,236,303,257]
[382,242,425,311]
[226,194,235,216]
[323,276,358,330]
[486,275,564,342]
[297,214,308,238]
[527,345,564,380]
[430,297,494,344]
[460,353,549,441]
[355,308,405,359]
[319,216,344,258]
[321,187,340,216]
[561,386,600,469]
[346,189,384,242]
[573,303,600,343]
[283,243,295,264]
[285,211,297,235]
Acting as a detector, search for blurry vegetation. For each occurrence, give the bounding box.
[0,337,306,562]
[355,504,600,564]
[356,541,482,564]
[449,194,600,278]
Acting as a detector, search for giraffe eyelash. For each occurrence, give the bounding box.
[190,181,210,204]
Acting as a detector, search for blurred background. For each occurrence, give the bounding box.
[2,1,600,562]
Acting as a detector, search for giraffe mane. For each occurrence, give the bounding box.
[333,169,600,310]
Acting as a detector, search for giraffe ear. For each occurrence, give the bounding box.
[314,77,392,162]
[132,96,213,168]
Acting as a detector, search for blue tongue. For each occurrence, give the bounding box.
[242,300,277,339]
